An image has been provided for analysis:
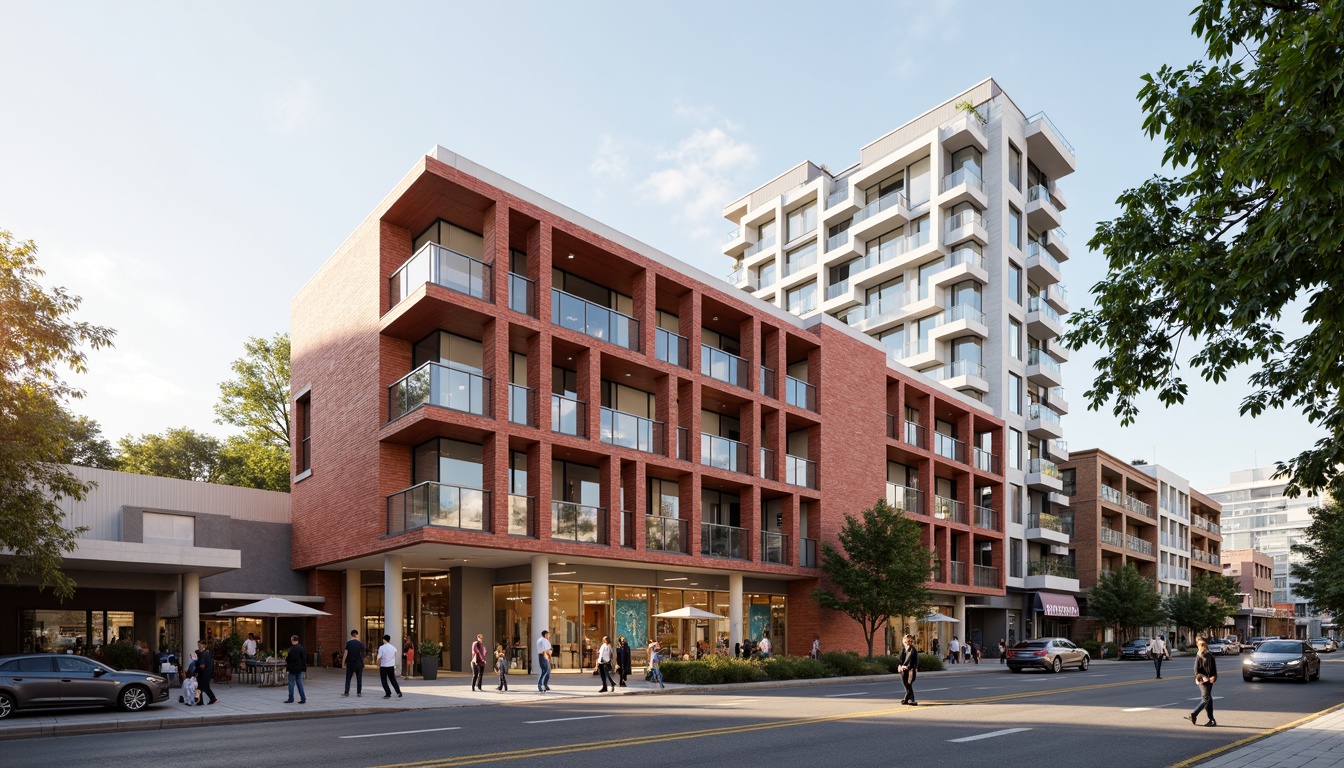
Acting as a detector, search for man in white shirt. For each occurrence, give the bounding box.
[1149,635,1169,679]
[243,633,258,660]
[596,635,614,692]
[377,634,402,698]
[948,636,961,664]
[536,630,553,693]
[758,634,772,658]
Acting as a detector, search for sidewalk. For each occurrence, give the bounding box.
[0,658,1045,741]
[1186,704,1344,768]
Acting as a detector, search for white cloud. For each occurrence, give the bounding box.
[589,134,628,181]
[268,78,321,134]
[638,126,757,222]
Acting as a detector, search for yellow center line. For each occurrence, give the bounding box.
[372,677,1161,768]
[1165,700,1344,768]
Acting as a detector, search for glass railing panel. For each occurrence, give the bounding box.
[1027,511,1072,536]
[760,530,789,565]
[550,288,641,351]
[904,421,926,449]
[886,483,924,515]
[945,209,985,232]
[940,165,984,193]
[655,328,690,369]
[948,560,968,585]
[744,235,777,258]
[946,247,984,270]
[853,191,908,224]
[508,272,536,316]
[551,501,606,544]
[645,515,688,553]
[973,447,997,473]
[508,384,535,426]
[388,362,491,420]
[1027,296,1062,323]
[386,482,490,534]
[1028,559,1075,578]
[600,407,665,455]
[934,432,964,462]
[1026,112,1075,154]
[1027,457,1061,479]
[785,376,817,411]
[701,433,748,474]
[389,243,492,307]
[974,505,996,530]
[1027,403,1062,425]
[784,454,817,489]
[973,565,999,588]
[933,495,967,524]
[551,393,588,437]
[700,522,747,559]
[1101,485,1124,505]
[700,345,749,389]
[508,495,534,537]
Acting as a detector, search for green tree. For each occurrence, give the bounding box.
[1063,0,1344,498]
[215,332,290,448]
[812,499,932,658]
[1193,571,1240,635]
[1164,590,1210,643]
[213,435,288,492]
[116,428,221,482]
[60,412,119,469]
[1088,565,1164,643]
[0,229,115,598]
[1291,502,1344,618]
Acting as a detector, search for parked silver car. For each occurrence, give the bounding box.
[1004,638,1090,673]
[1309,637,1337,653]
[1207,637,1241,655]
[0,653,170,719]
[1242,639,1321,683]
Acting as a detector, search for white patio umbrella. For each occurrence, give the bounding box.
[215,597,330,654]
[653,606,727,620]
[919,612,961,624]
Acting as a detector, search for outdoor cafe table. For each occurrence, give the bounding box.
[246,660,286,687]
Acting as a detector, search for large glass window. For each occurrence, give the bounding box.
[1008,144,1022,190]
[1009,429,1023,471]
[1008,206,1022,250]
[648,478,680,517]
[950,147,982,178]
[786,281,817,316]
[1009,319,1023,359]
[866,277,904,316]
[413,331,483,371]
[552,460,601,506]
[755,260,776,289]
[413,438,483,487]
[786,202,817,242]
[907,156,931,207]
[1008,265,1023,305]
[785,242,817,276]
[878,327,905,357]
[1009,374,1023,415]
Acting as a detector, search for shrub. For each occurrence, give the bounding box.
[917,652,944,672]
[104,641,144,671]
[660,656,767,685]
[818,651,866,676]
[1079,640,1120,659]
[759,655,834,681]
[872,655,903,674]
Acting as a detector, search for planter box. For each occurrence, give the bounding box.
[422,656,439,680]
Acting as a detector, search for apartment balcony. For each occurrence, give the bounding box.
[655,328,691,370]
[1026,348,1064,387]
[1047,438,1069,463]
[1192,548,1223,567]
[551,394,588,438]
[1126,533,1155,557]
[387,482,490,535]
[1026,185,1064,231]
[895,337,939,370]
[1026,511,1072,545]
[551,288,641,352]
[933,432,966,463]
[1026,242,1063,287]
[1048,491,1072,508]
[1045,282,1069,314]
[931,304,990,342]
[941,246,990,285]
[760,530,790,565]
[1025,560,1079,592]
[1048,386,1069,415]
[973,446,999,474]
[1026,296,1064,339]
[974,505,997,530]
[1044,227,1070,261]
[1046,341,1070,364]
[506,495,535,537]
[886,483,925,516]
[923,360,990,396]
[508,273,536,317]
[940,113,989,154]
[974,564,1000,589]
[508,384,535,427]
[388,362,492,422]
[1024,111,1077,179]
[939,165,988,209]
[701,522,747,560]
[785,454,817,489]
[933,495,968,525]
[741,234,779,267]
[389,242,492,309]
[759,447,776,481]
[724,225,749,257]
[785,375,817,412]
[1026,457,1064,492]
[701,433,749,475]
[903,419,927,449]
[600,408,665,455]
[944,208,988,247]
[823,183,859,224]
[1125,495,1155,520]
[947,560,969,586]
[1099,526,1126,550]
[850,191,910,241]
[552,502,608,545]
[823,228,862,262]
[1100,484,1125,508]
[799,536,819,568]
[1026,403,1064,439]
[701,345,751,390]
[645,514,689,554]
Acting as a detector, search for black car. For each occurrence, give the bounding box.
[0,653,170,719]
[1119,638,1153,660]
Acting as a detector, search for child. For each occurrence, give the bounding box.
[495,644,508,691]
[180,652,200,706]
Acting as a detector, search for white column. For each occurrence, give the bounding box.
[344,569,361,638]
[954,595,966,644]
[182,572,200,658]
[384,555,404,652]
[531,555,549,665]
[729,572,744,651]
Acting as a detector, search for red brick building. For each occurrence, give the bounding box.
[290,148,1007,671]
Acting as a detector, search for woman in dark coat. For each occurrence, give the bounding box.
[1187,636,1218,727]
[615,636,632,687]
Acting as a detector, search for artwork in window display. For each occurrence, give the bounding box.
[749,604,771,642]
[615,599,649,647]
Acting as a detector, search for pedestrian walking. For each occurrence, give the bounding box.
[810,634,821,660]
[378,634,403,698]
[180,652,200,705]
[536,629,553,693]
[342,629,366,697]
[615,637,632,687]
[193,641,218,705]
[1186,637,1218,727]
[284,635,307,704]
[948,636,960,664]
[1150,634,1170,679]
[998,638,1007,665]
[897,634,919,706]
[470,633,488,691]
[495,644,509,691]
[596,635,615,692]
[972,642,981,664]
[647,641,665,688]
[403,636,415,678]
[932,637,940,660]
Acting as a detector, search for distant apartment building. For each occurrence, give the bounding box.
[1223,549,1276,638]
[1207,468,1333,637]
[1061,450,1222,641]
[721,78,1077,646]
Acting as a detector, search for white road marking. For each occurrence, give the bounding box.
[340,727,461,739]
[949,727,1033,743]
[973,686,1000,690]
[707,698,760,707]
[525,715,614,724]
[825,692,870,697]
[1186,696,1225,701]
[920,687,950,692]
[1122,703,1180,712]
[1088,674,1109,677]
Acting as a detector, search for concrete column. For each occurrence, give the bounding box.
[729,572,744,652]
[954,595,967,643]
[344,569,361,637]
[384,555,404,653]
[531,555,549,667]
[182,572,200,659]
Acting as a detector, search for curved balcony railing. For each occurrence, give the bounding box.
[701,522,747,559]
[1027,296,1062,324]
[1027,242,1062,273]
[940,165,984,193]
[551,288,641,352]
[551,501,607,545]
[1027,402,1062,425]
[1028,348,1062,376]
[945,209,986,232]
[389,362,491,421]
[387,482,489,534]
[389,242,491,307]
[645,515,688,553]
[946,247,984,271]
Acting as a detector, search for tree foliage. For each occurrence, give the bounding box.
[0,230,115,598]
[60,412,118,469]
[1291,502,1344,618]
[1164,572,1239,639]
[214,332,290,449]
[1063,0,1344,498]
[117,428,222,482]
[214,435,289,492]
[1088,565,1165,642]
[812,499,932,658]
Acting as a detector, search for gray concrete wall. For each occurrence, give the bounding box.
[201,520,306,595]
[449,566,496,672]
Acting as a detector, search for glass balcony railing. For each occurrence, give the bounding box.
[825,275,851,299]
[389,361,491,421]
[933,495,967,524]
[1101,484,1124,505]
[1027,296,1062,324]
[1126,534,1154,556]
[1027,511,1073,536]
[508,384,534,426]
[944,303,986,325]
[701,433,749,474]
[946,247,984,271]
[760,530,789,565]
[387,482,489,535]
[389,242,492,307]
[826,186,850,209]
[1125,495,1154,518]
[551,501,607,545]
[1100,527,1125,547]
[701,522,747,559]
[785,376,817,411]
[1028,457,1062,479]
[1028,559,1075,579]
[799,537,818,568]
[785,454,817,489]
[934,432,965,463]
[760,366,777,398]
[600,408,664,455]
[1026,111,1075,154]
[925,360,985,384]
[904,420,926,449]
[1028,184,1061,209]
[701,344,750,389]
[852,191,909,225]
[725,227,741,243]
[759,447,776,481]
[551,393,587,437]
[508,272,535,316]
[508,494,534,537]
[1027,348,1062,376]
[974,564,999,588]
[655,328,690,369]
[973,447,997,473]
[1048,283,1069,305]
[945,209,986,232]
[1027,242,1062,274]
[1027,402,1062,425]
[940,165,984,193]
[974,505,996,530]
[947,560,968,585]
[826,230,851,253]
[551,288,641,352]
[886,483,924,515]
[743,235,777,258]
[900,335,936,359]
[645,515,688,553]
[784,248,817,277]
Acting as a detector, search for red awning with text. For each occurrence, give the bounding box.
[1034,592,1080,618]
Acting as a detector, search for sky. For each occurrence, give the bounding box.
[0,0,1321,491]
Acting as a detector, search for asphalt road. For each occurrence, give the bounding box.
[10,656,1344,768]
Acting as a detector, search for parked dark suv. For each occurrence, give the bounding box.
[1119,638,1154,660]
[0,654,170,719]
